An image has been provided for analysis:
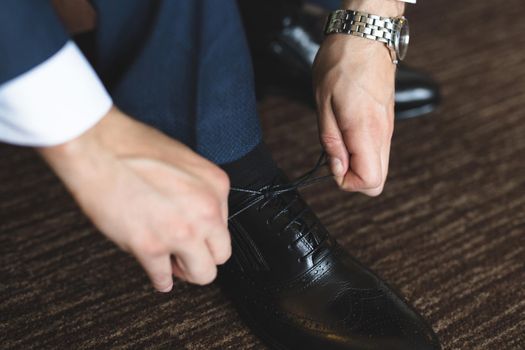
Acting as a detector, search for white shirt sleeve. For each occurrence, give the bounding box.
[0,41,112,147]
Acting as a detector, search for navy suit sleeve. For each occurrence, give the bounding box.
[0,0,69,85]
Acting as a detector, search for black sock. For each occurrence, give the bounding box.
[220,142,279,190]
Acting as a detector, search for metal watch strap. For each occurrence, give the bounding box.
[325,10,396,48]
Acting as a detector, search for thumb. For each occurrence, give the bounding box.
[318,99,349,183]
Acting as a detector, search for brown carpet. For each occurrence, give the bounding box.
[1,0,524,349]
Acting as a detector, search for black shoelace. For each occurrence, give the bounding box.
[228,151,332,261]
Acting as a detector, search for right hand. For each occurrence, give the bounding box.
[38,107,231,292]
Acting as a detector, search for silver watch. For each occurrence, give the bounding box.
[324,10,410,64]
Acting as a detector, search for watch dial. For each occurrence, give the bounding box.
[395,18,410,61]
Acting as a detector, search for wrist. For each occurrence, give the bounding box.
[38,127,98,168]
[322,34,395,68]
[341,0,405,17]
[37,106,127,167]
[37,110,113,191]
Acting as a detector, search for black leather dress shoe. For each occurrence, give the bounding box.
[238,0,441,120]
[220,157,441,350]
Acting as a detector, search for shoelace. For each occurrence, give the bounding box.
[228,151,333,261]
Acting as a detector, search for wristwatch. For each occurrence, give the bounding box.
[324,10,410,64]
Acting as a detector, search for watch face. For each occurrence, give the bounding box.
[394,17,410,61]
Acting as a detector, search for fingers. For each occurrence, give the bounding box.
[136,223,229,291]
[313,32,396,198]
[119,155,231,290]
[136,253,174,293]
[325,95,384,194]
[318,93,386,195]
[324,95,390,195]
[172,238,218,285]
[209,167,230,225]
[206,228,232,265]
[192,184,231,265]
[340,129,384,196]
[171,255,186,280]
[379,138,392,192]
[365,111,393,196]
[159,204,229,286]
[184,161,230,225]
[198,168,231,264]
[338,131,392,196]
[317,97,349,185]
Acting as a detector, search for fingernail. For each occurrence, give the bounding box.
[331,158,344,177]
[157,284,173,293]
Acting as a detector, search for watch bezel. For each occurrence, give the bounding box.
[393,16,410,62]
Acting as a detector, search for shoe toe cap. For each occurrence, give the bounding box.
[326,286,441,350]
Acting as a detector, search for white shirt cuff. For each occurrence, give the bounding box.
[0,41,112,147]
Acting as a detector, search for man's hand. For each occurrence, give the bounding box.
[313,0,404,196]
[39,107,231,291]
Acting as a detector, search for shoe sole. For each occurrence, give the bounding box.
[395,103,438,120]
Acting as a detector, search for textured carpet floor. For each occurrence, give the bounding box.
[1,0,524,349]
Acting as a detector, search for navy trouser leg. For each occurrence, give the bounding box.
[307,0,340,10]
[91,0,262,164]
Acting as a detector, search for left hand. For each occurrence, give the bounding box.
[313,35,395,196]
[313,0,403,196]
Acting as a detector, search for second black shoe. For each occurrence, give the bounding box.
[219,154,441,350]
[238,0,441,120]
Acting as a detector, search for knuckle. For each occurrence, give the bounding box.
[191,266,217,286]
[197,193,221,219]
[172,226,193,241]
[141,239,165,256]
[215,244,232,265]
[131,233,164,256]
[214,168,230,194]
